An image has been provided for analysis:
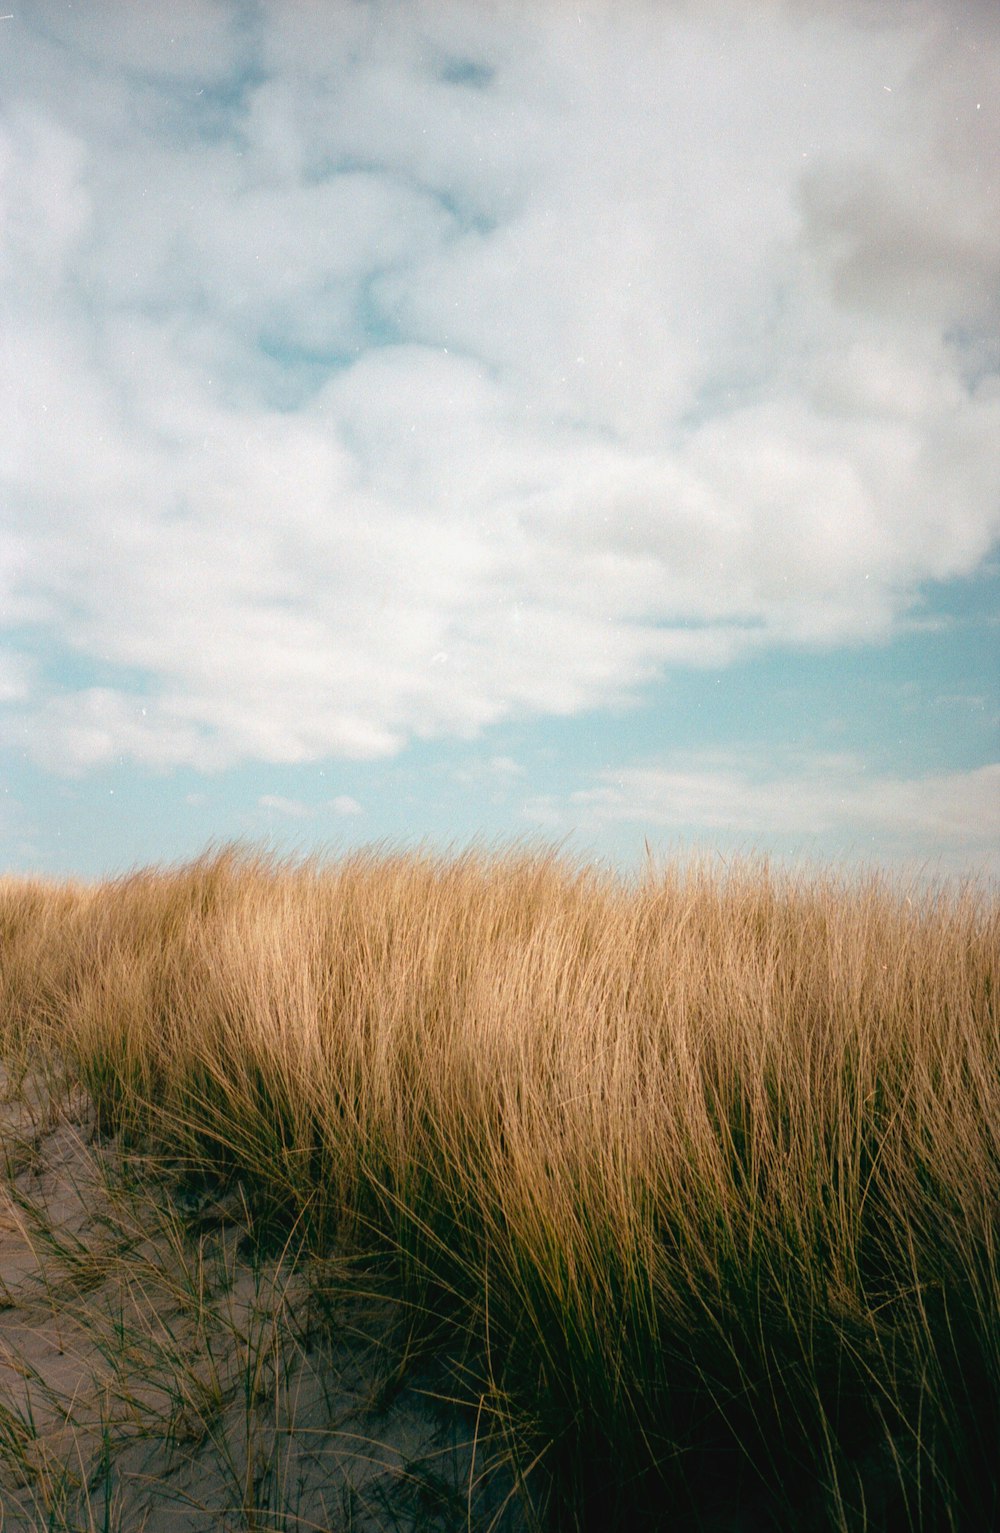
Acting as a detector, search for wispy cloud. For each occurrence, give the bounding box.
[525,756,1000,878]
[257,794,311,819]
[330,795,363,817]
[1,1,997,774]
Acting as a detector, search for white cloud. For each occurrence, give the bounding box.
[330,795,363,817]
[0,1,997,773]
[526,757,1000,877]
[0,651,31,704]
[257,794,311,819]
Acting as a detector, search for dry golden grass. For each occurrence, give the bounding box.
[1,843,997,1530]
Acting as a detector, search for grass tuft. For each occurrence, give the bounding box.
[1,843,997,1529]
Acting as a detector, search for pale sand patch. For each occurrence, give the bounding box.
[0,1072,530,1533]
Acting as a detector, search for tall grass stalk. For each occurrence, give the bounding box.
[2,844,997,1529]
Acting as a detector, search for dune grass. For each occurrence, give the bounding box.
[1,843,997,1530]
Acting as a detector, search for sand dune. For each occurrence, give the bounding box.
[0,1070,525,1533]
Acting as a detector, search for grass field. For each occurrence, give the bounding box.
[1,844,997,1530]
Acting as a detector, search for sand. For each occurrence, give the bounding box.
[0,1069,528,1532]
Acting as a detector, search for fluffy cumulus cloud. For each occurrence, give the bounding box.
[1,0,998,772]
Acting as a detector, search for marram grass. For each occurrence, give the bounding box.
[1,844,997,1530]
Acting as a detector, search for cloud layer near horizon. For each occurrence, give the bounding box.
[526,756,1000,876]
[1,0,998,774]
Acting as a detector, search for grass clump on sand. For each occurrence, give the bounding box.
[1,843,997,1531]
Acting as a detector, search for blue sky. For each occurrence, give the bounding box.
[1,0,997,883]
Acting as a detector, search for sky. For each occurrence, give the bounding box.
[1,0,998,885]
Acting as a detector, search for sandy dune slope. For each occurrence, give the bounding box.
[0,1072,526,1533]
